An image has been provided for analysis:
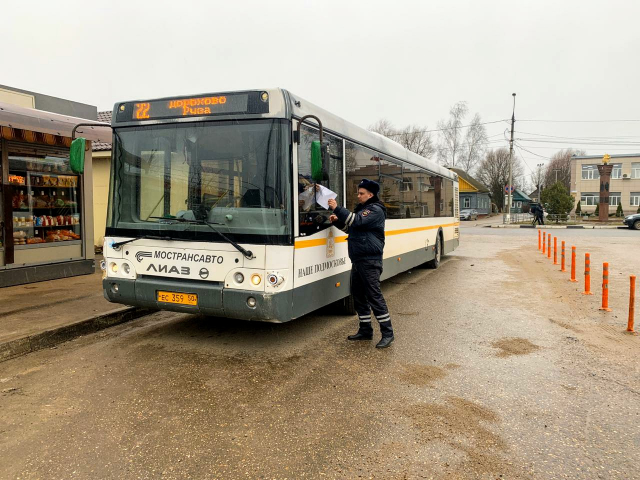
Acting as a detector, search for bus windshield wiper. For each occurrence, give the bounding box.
[111,234,185,249]
[148,216,253,259]
[148,216,223,225]
[191,218,254,260]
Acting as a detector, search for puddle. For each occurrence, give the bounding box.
[399,364,447,386]
[406,396,525,477]
[491,337,540,358]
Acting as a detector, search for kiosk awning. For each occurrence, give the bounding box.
[0,102,111,143]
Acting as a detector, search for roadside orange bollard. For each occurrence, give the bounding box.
[628,275,636,332]
[560,241,566,272]
[600,262,611,311]
[538,230,541,250]
[553,237,558,265]
[547,235,551,259]
[570,246,577,282]
[582,253,593,295]
[542,232,546,254]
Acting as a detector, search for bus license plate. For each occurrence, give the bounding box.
[157,291,198,306]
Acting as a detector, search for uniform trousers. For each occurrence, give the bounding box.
[350,259,391,326]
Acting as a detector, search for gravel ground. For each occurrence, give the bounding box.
[1,227,638,479]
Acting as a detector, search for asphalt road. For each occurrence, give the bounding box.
[1,227,639,479]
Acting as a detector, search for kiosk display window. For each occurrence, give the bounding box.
[8,155,81,248]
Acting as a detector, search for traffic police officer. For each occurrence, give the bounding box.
[328,179,394,348]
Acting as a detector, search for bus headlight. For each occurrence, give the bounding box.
[234,272,245,284]
[247,297,257,308]
[122,263,131,275]
[251,274,262,286]
[110,262,118,273]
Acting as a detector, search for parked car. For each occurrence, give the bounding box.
[623,213,640,230]
[460,209,478,221]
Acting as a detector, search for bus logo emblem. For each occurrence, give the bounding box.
[199,268,209,279]
[136,251,152,262]
[326,229,335,258]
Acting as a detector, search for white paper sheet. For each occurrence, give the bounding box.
[315,185,338,210]
[298,185,338,211]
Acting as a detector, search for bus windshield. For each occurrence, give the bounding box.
[106,119,291,244]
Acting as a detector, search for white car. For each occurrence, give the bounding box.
[460,209,478,221]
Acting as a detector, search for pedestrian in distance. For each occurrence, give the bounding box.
[327,179,394,348]
[535,203,545,225]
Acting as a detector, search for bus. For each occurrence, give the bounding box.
[88,89,459,322]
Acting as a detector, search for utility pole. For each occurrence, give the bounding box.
[554,168,561,184]
[505,93,516,223]
[537,163,544,202]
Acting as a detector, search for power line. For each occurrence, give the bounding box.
[515,143,553,160]
[516,138,640,146]
[519,119,640,123]
[514,143,640,152]
[516,130,640,141]
[384,119,509,136]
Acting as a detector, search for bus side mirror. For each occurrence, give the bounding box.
[311,140,323,182]
[70,137,86,174]
[311,141,330,182]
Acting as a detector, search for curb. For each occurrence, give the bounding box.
[0,307,155,363]
[483,225,627,229]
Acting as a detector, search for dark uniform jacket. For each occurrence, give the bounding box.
[333,197,387,262]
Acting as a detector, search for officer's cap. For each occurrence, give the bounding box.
[358,178,380,195]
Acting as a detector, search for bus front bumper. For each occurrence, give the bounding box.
[103,277,292,322]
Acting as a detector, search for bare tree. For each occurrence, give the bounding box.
[531,164,545,195]
[477,148,525,211]
[368,119,435,159]
[436,101,468,168]
[368,118,396,138]
[397,124,436,158]
[543,148,586,192]
[458,113,488,174]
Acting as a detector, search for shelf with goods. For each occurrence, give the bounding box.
[13,227,82,246]
[13,224,81,229]
[15,240,82,250]
[11,169,81,240]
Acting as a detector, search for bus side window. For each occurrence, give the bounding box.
[345,141,379,212]
[403,161,432,218]
[378,156,403,219]
[297,124,343,235]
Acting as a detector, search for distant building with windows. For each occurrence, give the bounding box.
[506,189,532,213]
[528,187,541,203]
[570,154,640,215]
[449,168,491,215]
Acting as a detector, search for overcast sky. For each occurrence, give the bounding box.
[3,0,640,179]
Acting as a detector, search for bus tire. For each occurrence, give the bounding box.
[342,294,357,315]
[427,232,442,269]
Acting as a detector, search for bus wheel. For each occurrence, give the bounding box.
[342,295,357,315]
[427,234,441,269]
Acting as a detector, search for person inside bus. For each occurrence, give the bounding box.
[327,179,394,348]
[298,174,321,212]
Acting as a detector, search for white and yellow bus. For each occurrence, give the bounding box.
[92,89,459,322]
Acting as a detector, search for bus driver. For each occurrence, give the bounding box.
[328,179,394,348]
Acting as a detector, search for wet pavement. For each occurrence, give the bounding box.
[1,227,639,479]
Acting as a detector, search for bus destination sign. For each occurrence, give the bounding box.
[130,93,251,120]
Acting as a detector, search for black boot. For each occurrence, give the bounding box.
[347,322,373,341]
[376,320,394,348]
